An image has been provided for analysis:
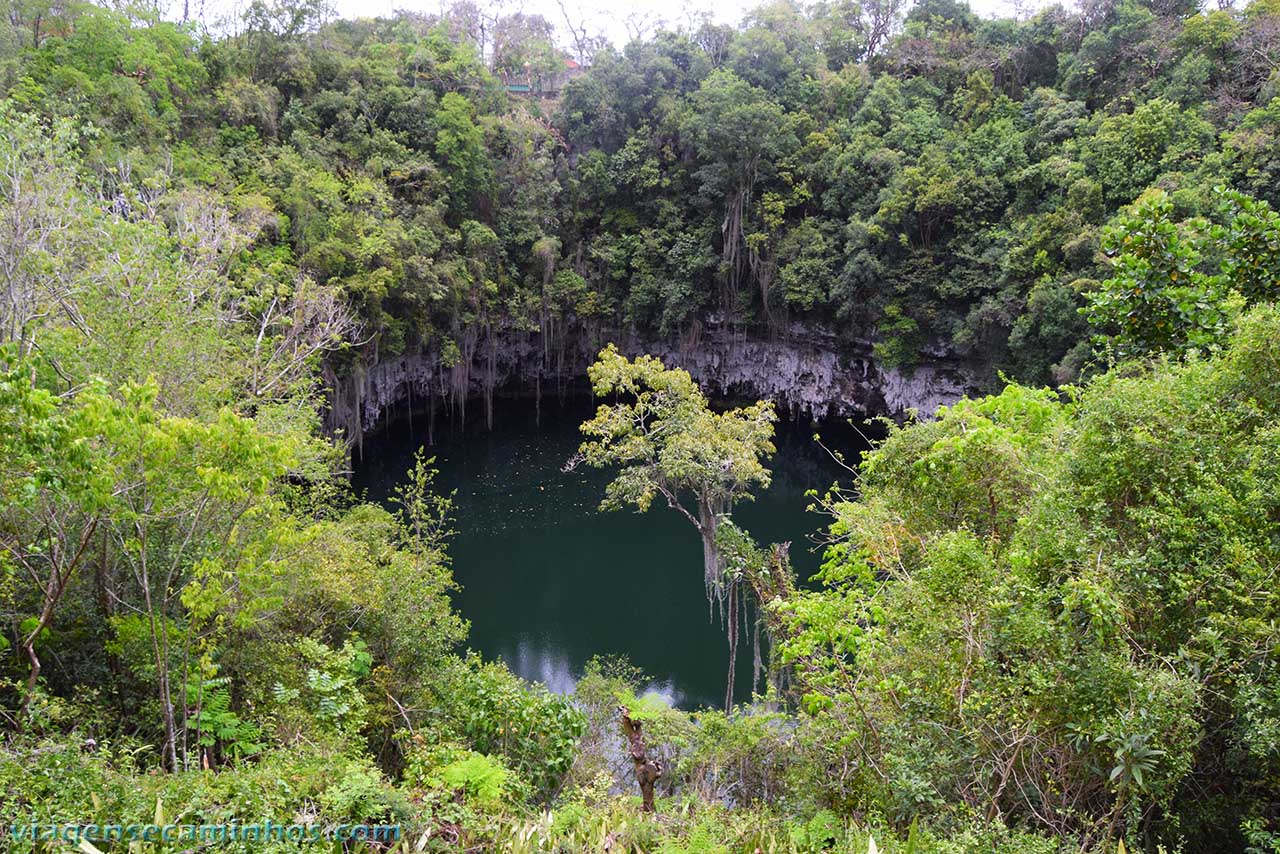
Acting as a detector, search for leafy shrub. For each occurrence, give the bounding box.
[435,752,512,807]
[436,657,586,802]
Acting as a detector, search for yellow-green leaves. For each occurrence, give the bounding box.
[578,344,776,517]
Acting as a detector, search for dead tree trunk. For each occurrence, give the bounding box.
[619,706,662,813]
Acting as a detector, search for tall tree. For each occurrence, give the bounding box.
[574,345,776,595]
[572,345,775,707]
[0,358,115,725]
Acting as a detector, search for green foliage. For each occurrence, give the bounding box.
[1,0,1276,389]
[484,796,1061,854]
[319,763,402,821]
[434,752,512,807]
[188,679,265,762]
[785,305,1280,848]
[577,345,776,595]
[579,346,776,517]
[3,1,1280,851]
[437,657,587,803]
[1083,99,1214,207]
[271,637,371,742]
[1085,187,1280,359]
[434,92,491,209]
[1216,187,1280,301]
[616,689,672,723]
[0,739,408,853]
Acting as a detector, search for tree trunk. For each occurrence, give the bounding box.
[139,539,180,771]
[18,518,99,726]
[619,706,662,812]
[724,578,738,711]
[742,541,797,709]
[698,498,722,596]
[752,606,763,695]
[96,527,120,678]
[18,599,51,724]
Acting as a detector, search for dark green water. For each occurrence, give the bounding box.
[352,397,867,710]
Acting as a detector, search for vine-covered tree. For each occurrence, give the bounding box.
[574,344,776,597]
[573,345,776,709]
[576,343,773,599]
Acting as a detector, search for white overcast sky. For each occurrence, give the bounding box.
[187,0,1062,56]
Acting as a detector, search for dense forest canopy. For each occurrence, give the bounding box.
[2,0,1278,388]
[2,0,1280,852]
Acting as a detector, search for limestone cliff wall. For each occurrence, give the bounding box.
[327,323,986,438]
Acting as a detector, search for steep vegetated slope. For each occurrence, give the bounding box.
[2,1,1280,852]
[4,0,1279,425]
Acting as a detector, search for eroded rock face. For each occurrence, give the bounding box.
[332,323,986,437]
[638,328,982,421]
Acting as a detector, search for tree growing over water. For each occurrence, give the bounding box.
[574,345,776,593]
[572,344,776,708]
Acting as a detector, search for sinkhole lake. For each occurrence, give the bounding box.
[352,396,869,710]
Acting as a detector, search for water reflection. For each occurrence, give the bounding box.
[499,636,684,706]
[353,396,867,709]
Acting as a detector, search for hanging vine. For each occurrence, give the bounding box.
[718,519,797,708]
